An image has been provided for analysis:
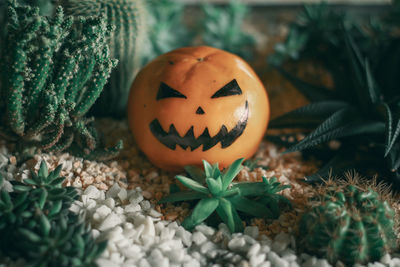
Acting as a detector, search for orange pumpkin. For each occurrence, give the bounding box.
[128,46,269,171]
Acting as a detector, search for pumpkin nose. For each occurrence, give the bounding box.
[196,106,205,115]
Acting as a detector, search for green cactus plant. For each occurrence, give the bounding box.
[61,0,147,117]
[160,158,290,233]
[0,161,107,266]
[0,0,122,161]
[298,183,397,265]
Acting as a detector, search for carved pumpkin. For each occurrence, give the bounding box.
[128,46,269,171]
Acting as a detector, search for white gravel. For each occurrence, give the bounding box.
[1,144,400,267]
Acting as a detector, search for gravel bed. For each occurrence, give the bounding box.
[1,120,400,267]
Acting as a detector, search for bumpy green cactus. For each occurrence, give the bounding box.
[0,0,122,160]
[299,184,397,265]
[61,0,147,117]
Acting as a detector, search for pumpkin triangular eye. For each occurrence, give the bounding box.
[211,79,242,98]
[157,82,187,100]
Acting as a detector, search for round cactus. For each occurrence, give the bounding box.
[61,0,148,117]
[298,184,397,265]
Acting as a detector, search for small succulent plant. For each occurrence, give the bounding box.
[0,0,122,161]
[160,158,290,233]
[0,161,106,266]
[299,183,397,265]
[61,0,148,117]
[268,2,400,185]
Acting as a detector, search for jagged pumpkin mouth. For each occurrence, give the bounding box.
[149,101,249,151]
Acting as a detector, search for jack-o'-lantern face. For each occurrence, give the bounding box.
[128,46,269,171]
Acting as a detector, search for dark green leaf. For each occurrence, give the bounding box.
[159,191,207,203]
[221,158,244,190]
[229,195,276,219]
[276,66,339,102]
[216,198,243,232]
[176,175,209,194]
[184,165,205,184]
[269,101,350,129]
[19,228,41,242]
[206,177,222,195]
[181,198,219,230]
[203,160,213,178]
[38,160,49,178]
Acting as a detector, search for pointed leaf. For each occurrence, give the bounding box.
[216,198,243,232]
[386,118,400,156]
[176,175,209,194]
[19,229,41,242]
[181,198,219,230]
[203,160,213,178]
[276,66,339,102]
[159,191,207,203]
[39,213,51,237]
[38,160,49,178]
[269,101,350,129]
[229,195,276,219]
[184,165,205,184]
[286,120,385,153]
[206,177,222,195]
[222,158,244,190]
[365,59,380,104]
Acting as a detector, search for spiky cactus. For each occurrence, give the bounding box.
[61,0,147,117]
[0,0,122,160]
[298,184,397,265]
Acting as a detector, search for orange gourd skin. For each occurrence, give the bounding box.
[128,46,270,171]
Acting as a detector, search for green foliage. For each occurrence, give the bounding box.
[62,0,148,117]
[268,2,400,185]
[141,0,255,65]
[0,0,122,161]
[243,158,268,171]
[140,0,192,65]
[0,161,106,266]
[160,158,290,233]
[299,184,397,265]
[201,0,255,60]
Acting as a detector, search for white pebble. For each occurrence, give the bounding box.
[228,237,246,251]
[195,224,215,236]
[250,253,266,266]
[368,263,385,267]
[381,254,391,265]
[200,241,217,254]
[104,198,116,209]
[118,188,128,201]
[192,231,208,245]
[138,259,151,267]
[95,205,112,218]
[176,227,192,247]
[272,233,291,253]
[125,203,141,213]
[84,185,101,199]
[314,259,332,267]
[247,243,261,258]
[140,200,151,210]
[244,226,259,239]
[268,251,289,267]
[106,183,121,198]
[97,258,120,267]
[142,217,155,236]
[98,213,122,231]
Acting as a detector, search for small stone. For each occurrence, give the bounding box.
[268,251,288,267]
[138,259,151,267]
[176,227,192,247]
[106,183,121,198]
[95,205,112,218]
[124,203,141,213]
[142,217,155,236]
[259,263,271,267]
[314,259,332,267]
[142,190,153,199]
[83,185,100,199]
[118,188,128,201]
[98,213,122,231]
[104,198,116,209]
[380,254,391,265]
[302,257,318,267]
[247,243,261,258]
[192,231,208,245]
[272,232,290,253]
[250,253,266,266]
[97,259,120,267]
[367,263,385,267]
[195,224,215,237]
[140,200,151,211]
[200,241,217,254]
[228,237,246,251]
[244,226,259,239]
[281,249,297,262]
[129,191,144,204]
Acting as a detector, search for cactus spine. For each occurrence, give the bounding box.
[0,0,122,160]
[61,0,147,117]
[298,184,397,265]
